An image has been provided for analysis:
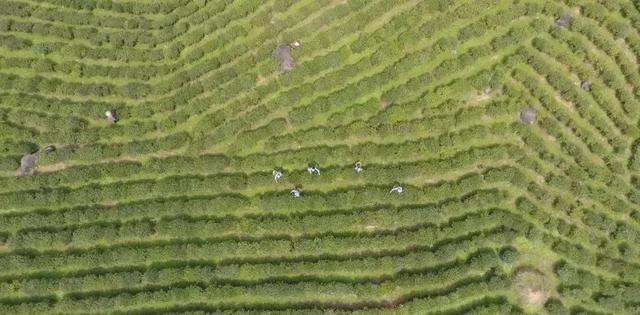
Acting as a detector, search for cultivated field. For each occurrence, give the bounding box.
[0,0,639,314]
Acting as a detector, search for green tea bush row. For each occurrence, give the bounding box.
[381,20,530,108]
[289,14,520,125]
[4,108,87,135]
[0,144,514,212]
[0,16,152,48]
[581,206,640,261]
[0,55,170,81]
[617,2,640,58]
[0,34,31,50]
[43,131,190,164]
[0,179,503,235]
[0,0,635,312]
[263,115,497,153]
[150,0,215,31]
[19,0,182,19]
[269,141,515,191]
[244,99,490,151]
[0,0,155,30]
[0,0,263,69]
[193,0,509,145]
[152,0,265,48]
[10,219,156,250]
[170,0,396,129]
[0,92,122,120]
[0,172,246,210]
[580,207,619,237]
[188,0,440,138]
[8,192,508,250]
[596,253,640,283]
[238,131,514,174]
[0,139,38,156]
[42,117,158,144]
[512,66,613,176]
[1,119,508,195]
[226,34,502,149]
[0,155,20,172]
[0,0,510,142]
[0,251,508,314]
[0,188,502,243]
[0,154,229,193]
[407,294,518,315]
[0,71,152,98]
[557,260,640,305]
[0,1,262,83]
[592,187,632,215]
[3,2,252,58]
[0,239,508,298]
[546,29,639,138]
[111,0,328,114]
[532,34,632,146]
[571,16,640,117]
[515,197,612,255]
[577,0,634,41]
[543,55,636,156]
[0,120,38,148]
[517,129,587,183]
[0,216,521,277]
[0,252,502,314]
[266,98,508,152]
[552,239,599,270]
[618,1,640,31]
[555,261,637,313]
[505,81,629,201]
[367,67,509,126]
[512,99,633,213]
[151,0,214,28]
[13,195,506,250]
[0,195,248,233]
[149,1,267,73]
[534,122,633,212]
[519,49,617,157]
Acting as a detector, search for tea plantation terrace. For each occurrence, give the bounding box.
[0,0,638,314]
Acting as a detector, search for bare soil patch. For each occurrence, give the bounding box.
[37,162,69,173]
[469,89,493,104]
[513,269,551,308]
[256,74,269,85]
[379,99,391,110]
[365,225,378,231]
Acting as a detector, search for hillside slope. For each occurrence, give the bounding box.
[0,0,639,314]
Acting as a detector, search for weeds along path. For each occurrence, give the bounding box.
[1,0,640,314]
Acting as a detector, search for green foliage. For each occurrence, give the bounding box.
[499,247,520,264]
[0,0,637,313]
